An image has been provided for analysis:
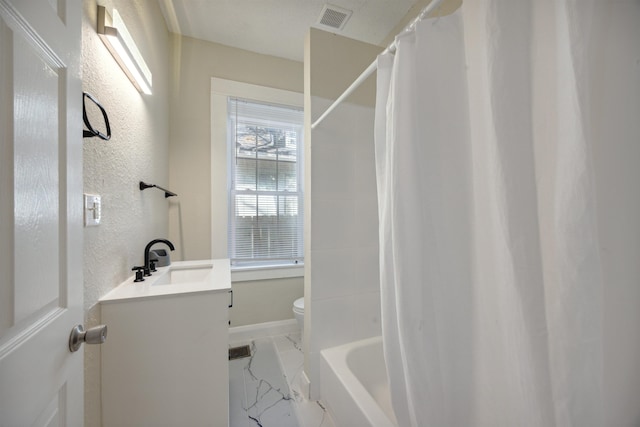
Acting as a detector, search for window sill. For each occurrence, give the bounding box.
[231,263,304,282]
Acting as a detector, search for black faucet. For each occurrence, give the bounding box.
[143,239,175,276]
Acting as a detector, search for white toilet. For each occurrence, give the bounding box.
[293,297,304,337]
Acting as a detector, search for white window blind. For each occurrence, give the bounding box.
[228,98,304,265]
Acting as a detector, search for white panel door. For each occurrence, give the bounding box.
[0,0,83,425]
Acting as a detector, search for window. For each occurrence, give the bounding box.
[227,98,304,266]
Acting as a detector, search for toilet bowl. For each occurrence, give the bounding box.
[293,297,304,336]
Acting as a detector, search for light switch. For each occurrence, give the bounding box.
[84,194,101,227]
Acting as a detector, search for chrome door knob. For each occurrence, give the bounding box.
[69,324,108,352]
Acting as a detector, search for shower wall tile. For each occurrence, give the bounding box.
[353,107,376,146]
[355,291,382,339]
[311,142,355,199]
[353,196,380,247]
[314,109,359,138]
[310,199,357,250]
[310,248,355,300]
[310,296,356,354]
[354,146,377,198]
[310,293,381,355]
[309,244,379,301]
[308,97,379,403]
[354,245,380,293]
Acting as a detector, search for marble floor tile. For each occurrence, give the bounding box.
[229,333,335,427]
[230,338,298,427]
[278,334,334,427]
[246,339,298,427]
[229,357,251,427]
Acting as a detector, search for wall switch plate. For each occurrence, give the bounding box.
[84,194,101,227]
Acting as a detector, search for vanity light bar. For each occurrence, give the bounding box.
[97,6,152,95]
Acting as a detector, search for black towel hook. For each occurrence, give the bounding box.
[83,92,111,140]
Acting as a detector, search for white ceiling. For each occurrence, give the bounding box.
[159,0,420,62]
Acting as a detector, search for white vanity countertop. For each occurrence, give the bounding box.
[100,259,231,304]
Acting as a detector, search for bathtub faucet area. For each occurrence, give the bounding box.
[143,238,175,276]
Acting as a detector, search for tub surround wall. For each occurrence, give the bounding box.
[308,98,380,399]
[305,28,383,398]
[81,0,170,425]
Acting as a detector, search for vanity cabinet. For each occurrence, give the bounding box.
[100,259,231,427]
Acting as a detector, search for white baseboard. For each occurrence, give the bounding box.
[229,318,299,346]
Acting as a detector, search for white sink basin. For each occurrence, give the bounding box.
[153,265,213,286]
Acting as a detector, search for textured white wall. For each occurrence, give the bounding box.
[81,1,170,425]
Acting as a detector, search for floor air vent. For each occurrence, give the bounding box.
[229,345,251,360]
[317,4,352,30]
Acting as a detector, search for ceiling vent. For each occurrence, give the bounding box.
[317,4,352,30]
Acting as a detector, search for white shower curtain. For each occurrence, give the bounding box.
[375,1,608,425]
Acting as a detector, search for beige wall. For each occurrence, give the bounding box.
[168,35,305,326]
[81,0,170,425]
[230,277,303,326]
[168,34,303,261]
[306,28,381,108]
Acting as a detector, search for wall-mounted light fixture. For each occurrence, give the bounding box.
[97,6,152,95]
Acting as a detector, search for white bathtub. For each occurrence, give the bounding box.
[320,336,398,427]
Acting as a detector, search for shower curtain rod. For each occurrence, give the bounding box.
[311,0,445,130]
